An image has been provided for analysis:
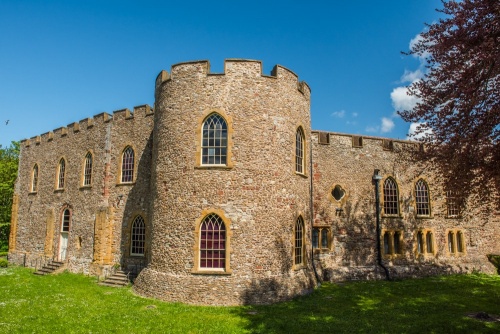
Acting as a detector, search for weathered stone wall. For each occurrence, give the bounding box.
[134,60,315,305]
[311,131,499,280]
[8,59,498,306]
[9,106,154,275]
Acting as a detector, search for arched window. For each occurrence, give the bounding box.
[31,164,39,192]
[62,209,71,232]
[199,213,226,269]
[295,127,305,173]
[57,158,66,189]
[59,208,71,261]
[130,215,145,256]
[415,179,430,216]
[121,146,134,183]
[201,113,228,165]
[383,177,399,215]
[83,152,92,186]
[294,217,304,265]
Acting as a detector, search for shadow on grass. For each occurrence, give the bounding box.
[232,274,500,333]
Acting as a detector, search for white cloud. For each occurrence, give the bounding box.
[406,122,433,140]
[331,110,345,118]
[401,69,423,83]
[390,86,419,112]
[352,112,358,117]
[381,117,395,133]
[365,125,379,133]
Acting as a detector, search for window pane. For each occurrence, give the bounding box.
[200,213,226,269]
[201,114,228,165]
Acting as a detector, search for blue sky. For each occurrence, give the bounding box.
[0,1,442,148]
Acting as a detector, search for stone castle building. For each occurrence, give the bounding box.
[8,59,499,305]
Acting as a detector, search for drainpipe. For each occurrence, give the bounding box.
[373,169,390,280]
[310,140,322,284]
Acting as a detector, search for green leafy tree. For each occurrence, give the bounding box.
[0,141,19,251]
[399,0,499,207]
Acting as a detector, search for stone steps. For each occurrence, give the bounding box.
[33,261,65,276]
[99,270,131,287]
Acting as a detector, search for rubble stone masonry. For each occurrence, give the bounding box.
[9,59,499,306]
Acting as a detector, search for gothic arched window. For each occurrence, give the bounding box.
[121,146,135,183]
[201,113,228,165]
[131,215,145,256]
[199,213,226,269]
[383,177,399,215]
[295,127,305,174]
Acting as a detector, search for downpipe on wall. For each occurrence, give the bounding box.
[373,169,391,281]
[310,140,322,285]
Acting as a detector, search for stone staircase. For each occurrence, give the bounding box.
[99,270,131,287]
[33,261,65,276]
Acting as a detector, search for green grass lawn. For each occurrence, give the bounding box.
[0,266,499,333]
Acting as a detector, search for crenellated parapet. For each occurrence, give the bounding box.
[20,105,154,146]
[155,59,311,99]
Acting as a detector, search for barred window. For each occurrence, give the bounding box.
[446,191,460,217]
[121,146,134,183]
[200,213,226,269]
[294,217,304,265]
[131,215,145,256]
[201,114,227,165]
[415,179,430,216]
[383,177,399,215]
[295,127,305,173]
[31,164,39,192]
[83,152,92,186]
[57,158,66,189]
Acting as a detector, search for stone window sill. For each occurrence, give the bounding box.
[191,269,232,275]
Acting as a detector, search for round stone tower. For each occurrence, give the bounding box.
[134,59,315,305]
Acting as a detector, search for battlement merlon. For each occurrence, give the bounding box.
[19,105,153,145]
[154,59,311,98]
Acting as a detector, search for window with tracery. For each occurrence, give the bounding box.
[201,113,228,165]
[57,158,66,189]
[415,179,430,216]
[295,128,305,173]
[83,152,92,186]
[121,146,134,183]
[383,177,399,215]
[31,164,39,192]
[294,217,304,265]
[131,215,145,256]
[200,213,226,269]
